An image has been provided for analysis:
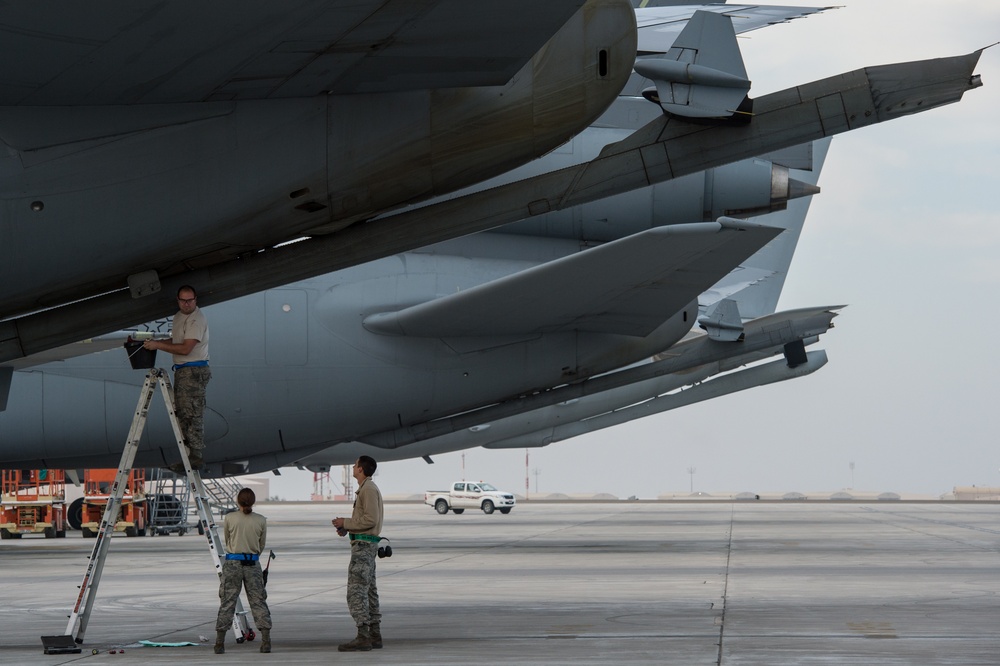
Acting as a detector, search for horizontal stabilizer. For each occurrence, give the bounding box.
[364,219,781,338]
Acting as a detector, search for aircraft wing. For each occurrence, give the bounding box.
[0,330,140,411]
[0,334,134,372]
[0,0,587,104]
[635,4,835,54]
[363,218,781,338]
[0,44,985,364]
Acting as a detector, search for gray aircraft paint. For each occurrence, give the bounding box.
[0,141,830,473]
[0,0,638,361]
[0,5,988,478]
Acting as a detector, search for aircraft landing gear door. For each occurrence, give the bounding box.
[266,290,308,366]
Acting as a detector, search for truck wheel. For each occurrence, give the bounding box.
[482,500,495,515]
[68,498,85,530]
[452,508,465,514]
[125,526,137,537]
[44,527,56,538]
[435,499,449,515]
[0,528,10,540]
[499,508,512,514]
[82,527,96,539]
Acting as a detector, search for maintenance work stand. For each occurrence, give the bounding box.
[1,469,67,539]
[41,368,255,655]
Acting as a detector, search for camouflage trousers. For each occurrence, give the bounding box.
[217,560,272,632]
[173,366,211,458]
[346,542,381,627]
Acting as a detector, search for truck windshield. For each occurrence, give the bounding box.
[478,483,497,491]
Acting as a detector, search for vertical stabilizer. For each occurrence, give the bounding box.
[700,138,830,319]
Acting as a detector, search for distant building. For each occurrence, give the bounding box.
[235,475,270,501]
[952,486,1000,501]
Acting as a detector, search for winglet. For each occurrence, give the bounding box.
[633,11,750,119]
[698,298,744,341]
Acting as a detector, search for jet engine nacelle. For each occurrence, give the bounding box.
[500,152,817,242]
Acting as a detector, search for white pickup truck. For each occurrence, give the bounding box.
[424,482,516,515]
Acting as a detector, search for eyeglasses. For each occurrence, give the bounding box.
[178,297,196,304]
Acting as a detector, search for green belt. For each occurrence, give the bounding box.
[349,533,380,543]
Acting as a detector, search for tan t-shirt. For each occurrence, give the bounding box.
[224,509,266,554]
[171,307,209,364]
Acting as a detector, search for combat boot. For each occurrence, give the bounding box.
[214,630,226,654]
[337,624,372,652]
[370,622,383,649]
[259,628,271,653]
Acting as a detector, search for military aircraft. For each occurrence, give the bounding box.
[0,5,988,479]
[0,1,982,368]
[0,136,829,475]
[0,0,638,363]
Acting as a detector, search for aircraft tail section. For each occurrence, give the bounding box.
[699,138,830,321]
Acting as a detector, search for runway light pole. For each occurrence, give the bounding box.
[525,449,529,500]
[687,467,696,494]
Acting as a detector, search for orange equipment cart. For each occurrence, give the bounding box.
[80,469,148,538]
[1,469,67,539]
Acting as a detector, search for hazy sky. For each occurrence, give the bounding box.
[268,2,1000,501]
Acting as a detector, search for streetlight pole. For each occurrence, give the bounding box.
[687,467,696,494]
[525,449,529,500]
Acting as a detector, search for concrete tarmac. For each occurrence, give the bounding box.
[1,501,998,665]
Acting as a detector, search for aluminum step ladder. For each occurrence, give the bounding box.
[42,369,253,654]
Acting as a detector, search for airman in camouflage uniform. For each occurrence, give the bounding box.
[173,365,210,464]
[215,488,272,654]
[143,284,210,469]
[332,456,384,651]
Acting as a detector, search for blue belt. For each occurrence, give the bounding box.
[225,553,259,561]
[173,360,209,371]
